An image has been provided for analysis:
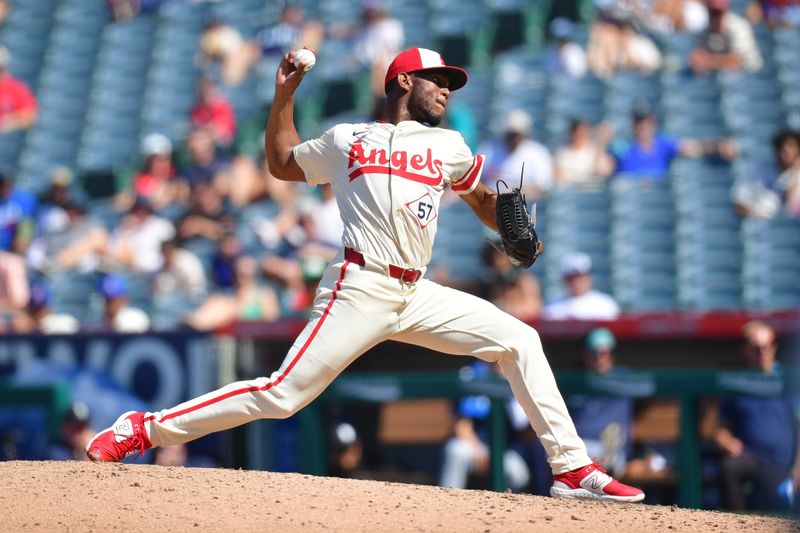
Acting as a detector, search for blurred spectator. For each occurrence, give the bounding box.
[108,197,175,273]
[210,233,244,290]
[713,320,800,512]
[638,0,710,34]
[180,127,232,191]
[261,184,342,304]
[480,242,543,323]
[439,361,534,492]
[542,18,588,78]
[690,0,763,73]
[492,270,543,324]
[543,251,620,320]
[746,0,800,27]
[0,45,37,132]
[107,0,165,22]
[566,329,634,477]
[100,274,150,333]
[633,0,708,35]
[225,152,270,207]
[153,444,189,466]
[35,167,75,235]
[198,20,249,86]
[731,128,800,219]
[12,282,79,334]
[151,238,207,298]
[587,5,662,79]
[151,442,217,467]
[0,0,9,26]
[27,200,109,274]
[610,106,737,180]
[478,110,554,200]
[254,4,324,60]
[555,119,615,187]
[328,421,365,478]
[190,78,236,147]
[353,1,405,98]
[0,249,28,313]
[184,255,279,330]
[0,172,37,254]
[116,133,189,212]
[48,401,94,461]
[776,129,800,218]
[177,181,236,243]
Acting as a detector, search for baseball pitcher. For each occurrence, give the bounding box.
[86,47,644,502]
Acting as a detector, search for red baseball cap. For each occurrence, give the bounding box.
[384,48,468,93]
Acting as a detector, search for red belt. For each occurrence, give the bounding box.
[344,247,422,284]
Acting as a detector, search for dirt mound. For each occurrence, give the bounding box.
[1,461,797,532]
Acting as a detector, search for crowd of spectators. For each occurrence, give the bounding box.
[0,0,797,333]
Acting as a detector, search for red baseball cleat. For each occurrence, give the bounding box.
[85,411,152,462]
[551,463,645,502]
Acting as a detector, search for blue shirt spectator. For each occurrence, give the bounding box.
[565,329,642,477]
[719,382,796,470]
[610,106,738,180]
[0,174,37,252]
[715,320,800,513]
[611,133,679,179]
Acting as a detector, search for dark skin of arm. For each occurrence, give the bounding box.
[263,50,499,232]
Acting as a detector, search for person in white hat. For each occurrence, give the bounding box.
[478,108,554,199]
[543,251,621,320]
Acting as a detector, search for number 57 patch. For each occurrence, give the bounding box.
[405,192,438,229]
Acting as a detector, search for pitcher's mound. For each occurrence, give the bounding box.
[1,461,797,532]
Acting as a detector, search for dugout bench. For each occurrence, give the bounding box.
[290,368,794,510]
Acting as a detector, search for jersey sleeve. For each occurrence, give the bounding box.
[293,126,338,185]
[446,134,485,195]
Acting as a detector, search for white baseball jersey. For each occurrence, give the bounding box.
[142,119,592,478]
[293,120,484,268]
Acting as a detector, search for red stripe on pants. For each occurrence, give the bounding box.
[146,261,351,424]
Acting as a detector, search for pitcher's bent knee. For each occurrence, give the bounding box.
[498,327,543,365]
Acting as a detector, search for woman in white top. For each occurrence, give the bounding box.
[554,120,615,187]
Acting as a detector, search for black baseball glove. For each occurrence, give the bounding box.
[494,181,543,268]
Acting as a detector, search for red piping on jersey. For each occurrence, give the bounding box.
[348,165,442,186]
[452,154,484,192]
[146,261,352,425]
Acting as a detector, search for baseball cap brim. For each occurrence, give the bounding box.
[414,66,468,91]
[384,48,468,93]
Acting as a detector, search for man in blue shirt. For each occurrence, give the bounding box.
[566,328,635,477]
[610,107,737,180]
[715,320,800,512]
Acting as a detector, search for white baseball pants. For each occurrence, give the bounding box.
[145,251,591,474]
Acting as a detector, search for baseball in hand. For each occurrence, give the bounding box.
[292,48,316,72]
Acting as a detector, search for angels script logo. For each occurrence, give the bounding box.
[347,140,444,186]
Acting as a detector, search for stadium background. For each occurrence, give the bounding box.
[0,0,798,516]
